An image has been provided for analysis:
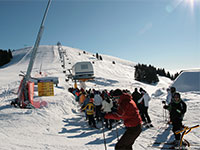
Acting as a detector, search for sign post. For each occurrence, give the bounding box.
[38,80,54,96]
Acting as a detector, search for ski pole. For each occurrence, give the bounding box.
[101,117,107,150]
[164,108,167,122]
[115,121,120,141]
[163,108,165,122]
[162,101,166,123]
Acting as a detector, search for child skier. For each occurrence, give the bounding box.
[81,99,97,129]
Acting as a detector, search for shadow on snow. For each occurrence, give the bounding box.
[152,125,174,149]
[59,114,125,146]
[89,77,119,87]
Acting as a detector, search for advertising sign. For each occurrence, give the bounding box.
[38,80,54,96]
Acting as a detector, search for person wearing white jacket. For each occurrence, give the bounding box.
[102,97,113,129]
[102,99,113,113]
[94,92,103,122]
[138,88,152,127]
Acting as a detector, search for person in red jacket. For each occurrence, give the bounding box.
[105,89,142,150]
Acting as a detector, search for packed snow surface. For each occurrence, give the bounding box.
[0,45,200,150]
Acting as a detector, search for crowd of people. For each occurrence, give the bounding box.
[68,86,187,150]
[68,87,151,127]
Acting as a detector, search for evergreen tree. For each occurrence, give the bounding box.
[99,55,103,60]
[96,53,99,59]
[135,63,180,82]
[57,41,61,46]
[134,64,159,84]
[166,71,171,79]
[173,72,180,80]
[8,49,13,59]
[0,49,12,67]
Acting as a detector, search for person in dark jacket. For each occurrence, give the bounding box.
[163,92,187,145]
[131,88,142,107]
[164,87,177,124]
[138,88,152,126]
[105,89,142,150]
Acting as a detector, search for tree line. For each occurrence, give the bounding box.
[0,49,13,67]
[134,63,179,84]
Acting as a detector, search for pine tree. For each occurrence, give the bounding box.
[173,72,180,80]
[99,55,103,60]
[0,49,12,67]
[96,53,99,59]
[134,63,159,84]
[8,49,13,59]
[57,41,61,46]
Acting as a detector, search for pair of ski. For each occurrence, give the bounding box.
[151,140,189,150]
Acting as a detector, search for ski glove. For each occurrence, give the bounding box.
[163,105,169,109]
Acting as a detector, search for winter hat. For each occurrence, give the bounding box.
[139,88,145,93]
[174,92,181,99]
[170,87,176,93]
[139,88,143,92]
[113,89,123,97]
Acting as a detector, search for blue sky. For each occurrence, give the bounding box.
[0,0,200,72]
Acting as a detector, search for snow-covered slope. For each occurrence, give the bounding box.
[0,45,199,150]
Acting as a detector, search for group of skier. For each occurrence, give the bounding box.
[68,86,187,150]
[69,88,118,130]
[68,87,149,149]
